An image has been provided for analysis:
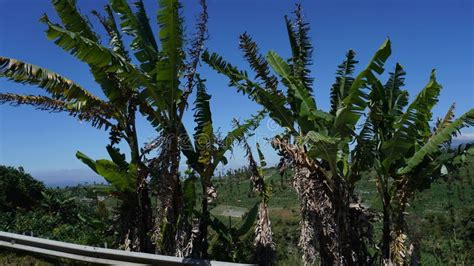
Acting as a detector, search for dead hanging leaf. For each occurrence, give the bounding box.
[390,229,407,265]
[206,186,217,203]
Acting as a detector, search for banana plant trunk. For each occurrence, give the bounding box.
[135,166,154,253]
[118,198,139,251]
[293,166,372,265]
[125,110,154,253]
[197,200,210,258]
[157,131,184,256]
[192,175,211,259]
[117,168,152,252]
[382,203,392,264]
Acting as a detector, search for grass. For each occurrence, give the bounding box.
[210,204,248,218]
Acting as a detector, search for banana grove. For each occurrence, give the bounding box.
[1,1,472,265]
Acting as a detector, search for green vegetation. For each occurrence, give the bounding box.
[0,0,473,265]
[203,3,473,263]
[0,166,113,248]
[0,166,44,212]
[2,161,471,265]
[210,156,474,265]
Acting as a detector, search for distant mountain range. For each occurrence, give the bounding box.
[31,134,473,187]
[31,168,104,187]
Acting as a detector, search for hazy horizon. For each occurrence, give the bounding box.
[1,0,473,176]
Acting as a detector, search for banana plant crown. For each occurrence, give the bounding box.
[203,4,474,188]
[0,0,209,187]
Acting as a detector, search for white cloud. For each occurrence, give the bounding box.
[453,132,474,142]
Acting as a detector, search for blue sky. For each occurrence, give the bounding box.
[0,0,473,184]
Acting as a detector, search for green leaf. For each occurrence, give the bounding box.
[78,213,104,228]
[267,50,317,121]
[284,15,299,71]
[193,76,214,165]
[49,1,135,103]
[255,88,296,132]
[385,63,408,118]
[93,5,130,60]
[152,0,184,118]
[209,217,232,243]
[304,131,339,172]
[432,103,456,136]
[51,0,100,42]
[95,160,136,193]
[289,4,313,92]
[305,130,340,145]
[334,39,391,136]
[239,33,278,91]
[106,145,128,170]
[178,122,199,166]
[214,110,266,168]
[202,51,295,132]
[0,93,112,130]
[256,142,267,168]
[76,151,98,174]
[266,51,293,81]
[382,70,442,171]
[0,57,104,106]
[236,203,258,236]
[267,50,329,133]
[111,0,158,72]
[398,108,474,174]
[182,177,196,217]
[350,118,376,180]
[40,15,152,91]
[330,50,357,115]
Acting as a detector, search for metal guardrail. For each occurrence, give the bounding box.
[0,231,255,265]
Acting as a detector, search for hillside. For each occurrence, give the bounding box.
[1,157,473,265]
[209,157,474,264]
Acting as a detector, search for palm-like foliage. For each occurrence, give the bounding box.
[178,76,264,258]
[2,1,471,263]
[329,50,357,116]
[205,7,474,260]
[203,5,390,264]
[357,62,474,264]
[203,6,474,262]
[0,0,208,255]
[0,93,112,129]
[1,0,151,250]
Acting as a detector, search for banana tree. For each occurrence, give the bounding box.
[58,150,137,245]
[0,0,208,254]
[176,76,264,258]
[242,139,276,266]
[75,147,147,251]
[0,0,152,249]
[207,202,259,262]
[203,5,385,264]
[133,0,209,255]
[354,63,474,264]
